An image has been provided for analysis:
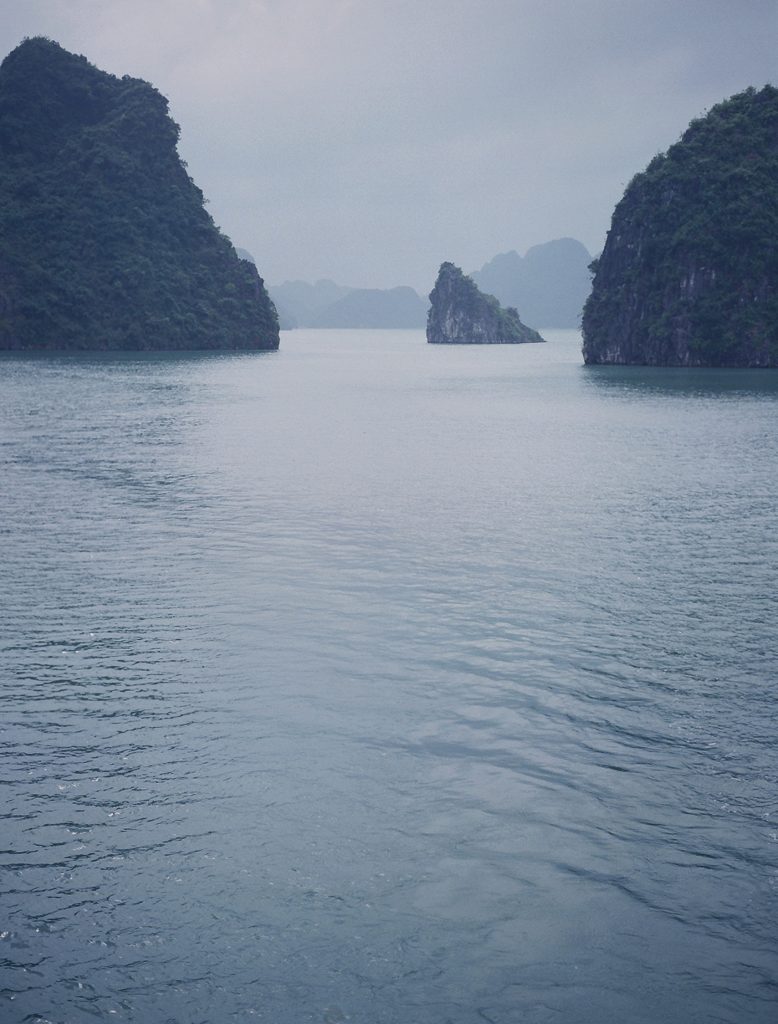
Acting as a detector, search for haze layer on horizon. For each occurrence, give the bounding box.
[0,0,774,290]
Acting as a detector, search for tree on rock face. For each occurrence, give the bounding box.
[582,85,778,367]
[0,37,279,351]
[426,262,544,345]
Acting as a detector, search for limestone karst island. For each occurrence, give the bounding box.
[583,85,778,368]
[427,262,544,345]
[1,36,774,366]
[0,38,279,352]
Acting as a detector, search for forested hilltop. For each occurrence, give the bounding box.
[0,38,278,351]
[582,85,778,366]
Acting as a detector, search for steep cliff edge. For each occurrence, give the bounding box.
[582,85,778,367]
[0,38,278,351]
[427,263,544,345]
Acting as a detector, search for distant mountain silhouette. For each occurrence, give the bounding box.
[268,279,353,328]
[269,280,426,328]
[310,286,427,328]
[271,237,591,331]
[471,238,591,328]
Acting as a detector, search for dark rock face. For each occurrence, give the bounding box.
[582,85,778,367]
[426,262,544,345]
[0,38,278,351]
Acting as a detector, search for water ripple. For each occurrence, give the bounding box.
[1,333,777,1022]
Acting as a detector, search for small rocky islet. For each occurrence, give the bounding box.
[426,262,544,345]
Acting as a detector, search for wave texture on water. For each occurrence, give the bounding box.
[1,332,777,1023]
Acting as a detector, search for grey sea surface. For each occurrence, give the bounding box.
[1,329,777,1023]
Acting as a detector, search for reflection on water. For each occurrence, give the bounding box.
[584,361,778,398]
[1,330,777,1023]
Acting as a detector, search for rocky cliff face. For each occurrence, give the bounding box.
[0,38,278,351]
[582,85,778,367]
[427,263,544,345]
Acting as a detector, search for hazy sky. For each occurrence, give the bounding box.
[0,1,775,289]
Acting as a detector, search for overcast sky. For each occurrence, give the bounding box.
[0,0,775,290]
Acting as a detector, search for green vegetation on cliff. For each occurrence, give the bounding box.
[582,85,778,367]
[427,262,544,345]
[0,38,278,351]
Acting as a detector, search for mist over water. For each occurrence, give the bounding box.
[2,330,777,1023]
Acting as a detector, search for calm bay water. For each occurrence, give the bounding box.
[1,328,777,1023]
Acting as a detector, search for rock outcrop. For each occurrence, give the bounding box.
[426,263,544,345]
[582,85,778,367]
[0,38,279,351]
